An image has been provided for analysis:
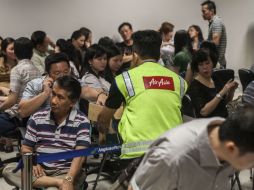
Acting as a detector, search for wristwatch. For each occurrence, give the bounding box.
[64,175,73,182]
[216,93,223,100]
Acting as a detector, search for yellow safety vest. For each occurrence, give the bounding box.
[115,62,187,159]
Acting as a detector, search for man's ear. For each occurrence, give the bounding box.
[224,141,239,155]
[69,100,77,108]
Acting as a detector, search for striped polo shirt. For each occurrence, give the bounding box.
[23,107,91,170]
[208,15,227,67]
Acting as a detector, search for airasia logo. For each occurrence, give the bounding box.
[143,76,175,90]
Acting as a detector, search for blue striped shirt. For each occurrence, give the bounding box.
[23,107,91,170]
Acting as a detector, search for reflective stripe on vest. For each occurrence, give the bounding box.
[121,140,153,154]
[179,76,185,99]
[122,71,135,97]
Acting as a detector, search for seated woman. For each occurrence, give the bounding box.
[79,27,92,51]
[98,37,124,84]
[172,30,192,77]
[81,44,110,105]
[158,22,175,68]
[0,37,16,74]
[188,25,204,52]
[185,41,218,85]
[187,49,238,118]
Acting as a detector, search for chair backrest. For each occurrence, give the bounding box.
[212,68,235,87]
[238,68,254,92]
[88,103,123,144]
[181,94,196,118]
[88,103,123,122]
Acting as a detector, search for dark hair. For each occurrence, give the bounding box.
[132,30,161,61]
[200,40,218,66]
[188,25,204,43]
[71,30,84,41]
[174,30,192,55]
[45,52,70,74]
[1,37,15,62]
[31,31,46,47]
[55,75,81,102]
[219,107,254,155]
[79,27,91,40]
[98,37,122,60]
[56,39,80,73]
[191,48,213,73]
[98,37,115,49]
[118,22,133,33]
[81,44,107,76]
[201,0,216,14]
[14,37,33,60]
[102,43,123,83]
[159,22,174,34]
[0,36,3,41]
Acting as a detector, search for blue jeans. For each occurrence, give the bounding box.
[0,112,18,135]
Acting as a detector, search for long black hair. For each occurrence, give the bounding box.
[81,44,107,77]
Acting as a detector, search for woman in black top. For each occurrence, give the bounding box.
[187,49,238,118]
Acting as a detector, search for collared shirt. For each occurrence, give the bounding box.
[208,15,227,66]
[5,59,40,117]
[131,117,235,190]
[23,107,91,170]
[31,49,49,75]
[22,76,50,110]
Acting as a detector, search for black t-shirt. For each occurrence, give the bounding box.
[116,42,133,55]
[187,79,228,118]
[105,80,125,109]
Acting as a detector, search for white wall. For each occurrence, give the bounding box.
[0,0,253,71]
[216,0,254,71]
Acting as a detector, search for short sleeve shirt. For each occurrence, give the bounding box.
[23,107,91,169]
[82,72,110,93]
[5,59,40,117]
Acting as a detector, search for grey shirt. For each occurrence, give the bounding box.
[22,76,50,110]
[208,15,227,67]
[5,59,40,117]
[130,118,235,190]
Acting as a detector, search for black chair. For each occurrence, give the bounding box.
[238,68,254,92]
[181,94,196,118]
[212,68,235,87]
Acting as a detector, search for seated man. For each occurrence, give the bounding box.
[98,30,186,173]
[3,75,91,190]
[18,52,72,118]
[19,52,103,119]
[116,22,134,70]
[31,30,52,75]
[0,37,40,135]
[130,107,254,190]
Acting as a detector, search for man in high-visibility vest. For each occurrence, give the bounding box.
[98,30,187,167]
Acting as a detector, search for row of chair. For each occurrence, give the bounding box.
[212,68,254,92]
